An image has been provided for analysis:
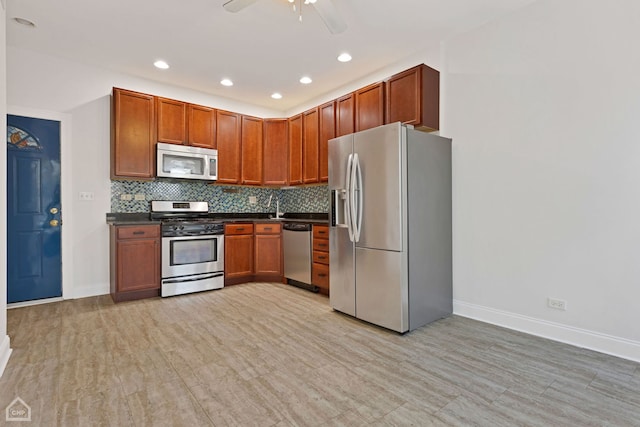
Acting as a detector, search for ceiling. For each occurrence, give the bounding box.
[6,0,535,112]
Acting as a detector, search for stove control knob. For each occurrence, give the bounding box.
[172,225,178,231]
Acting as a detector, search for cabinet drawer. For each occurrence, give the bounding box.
[255,223,281,234]
[313,238,329,252]
[312,262,329,288]
[313,250,329,265]
[225,223,254,235]
[116,225,159,240]
[313,225,329,239]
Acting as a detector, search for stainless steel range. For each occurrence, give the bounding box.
[150,201,224,297]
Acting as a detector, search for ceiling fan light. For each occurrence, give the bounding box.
[299,76,312,84]
[337,53,352,62]
[13,17,36,28]
[220,78,234,87]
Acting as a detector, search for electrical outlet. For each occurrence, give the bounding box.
[79,191,94,201]
[547,298,567,311]
[120,194,132,201]
[134,194,146,201]
[248,196,257,205]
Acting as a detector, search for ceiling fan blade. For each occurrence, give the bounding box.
[223,0,260,13]
[312,0,348,34]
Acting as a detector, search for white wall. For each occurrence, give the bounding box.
[445,0,640,361]
[0,1,13,378]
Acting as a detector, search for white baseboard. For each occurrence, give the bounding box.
[453,300,640,363]
[67,283,109,300]
[0,335,12,379]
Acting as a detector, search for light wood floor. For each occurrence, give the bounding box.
[1,282,639,426]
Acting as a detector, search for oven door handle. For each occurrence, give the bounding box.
[162,273,224,284]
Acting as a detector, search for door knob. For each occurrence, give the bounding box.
[49,219,59,227]
[50,207,59,214]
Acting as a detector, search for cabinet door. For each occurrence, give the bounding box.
[288,114,303,185]
[216,110,242,184]
[385,64,439,131]
[157,97,187,145]
[336,93,355,137]
[116,238,160,292]
[112,88,155,179]
[303,107,319,184]
[188,104,216,148]
[355,82,385,132]
[318,101,335,183]
[241,115,264,185]
[263,119,288,186]
[225,235,254,278]
[255,234,282,275]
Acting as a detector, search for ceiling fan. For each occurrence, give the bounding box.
[223,0,348,34]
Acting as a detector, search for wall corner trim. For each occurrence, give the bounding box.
[0,335,12,379]
[453,299,640,363]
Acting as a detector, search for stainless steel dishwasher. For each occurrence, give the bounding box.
[283,222,317,291]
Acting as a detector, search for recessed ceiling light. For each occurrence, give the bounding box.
[153,60,169,70]
[13,17,36,28]
[337,53,352,63]
[299,76,312,84]
[220,79,234,87]
[271,93,283,100]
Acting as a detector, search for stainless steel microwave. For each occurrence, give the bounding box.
[156,142,218,181]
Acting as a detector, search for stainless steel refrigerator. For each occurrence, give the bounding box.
[329,122,452,333]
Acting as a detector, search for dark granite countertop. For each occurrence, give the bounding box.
[106,212,328,225]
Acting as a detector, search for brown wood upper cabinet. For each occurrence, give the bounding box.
[263,119,288,186]
[288,114,303,185]
[355,82,385,132]
[112,88,156,179]
[241,115,263,185]
[318,101,335,182]
[157,97,216,148]
[187,104,216,148]
[216,110,242,184]
[385,64,440,131]
[303,107,319,184]
[336,93,355,137]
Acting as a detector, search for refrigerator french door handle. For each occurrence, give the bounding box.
[350,153,360,243]
[345,153,355,242]
[353,154,363,242]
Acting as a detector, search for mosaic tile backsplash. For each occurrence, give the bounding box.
[110,180,329,214]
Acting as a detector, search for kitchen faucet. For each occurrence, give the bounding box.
[267,193,284,219]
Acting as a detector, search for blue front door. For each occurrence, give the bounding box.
[7,114,62,303]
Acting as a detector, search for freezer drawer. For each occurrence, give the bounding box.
[355,247,408,333]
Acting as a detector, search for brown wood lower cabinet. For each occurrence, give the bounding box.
[224,223,254,285]
[110,224,160,302]
[254,223,283,281]
[225,222,283,285]
[312,224,330,295]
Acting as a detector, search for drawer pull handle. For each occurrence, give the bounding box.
[318,243,327,247]
[318,256,326,260]
[318,273,327,277]
[264,227,272,231]
[318,231,326,234]
[133,231,145,235]
[236,228,245,231]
